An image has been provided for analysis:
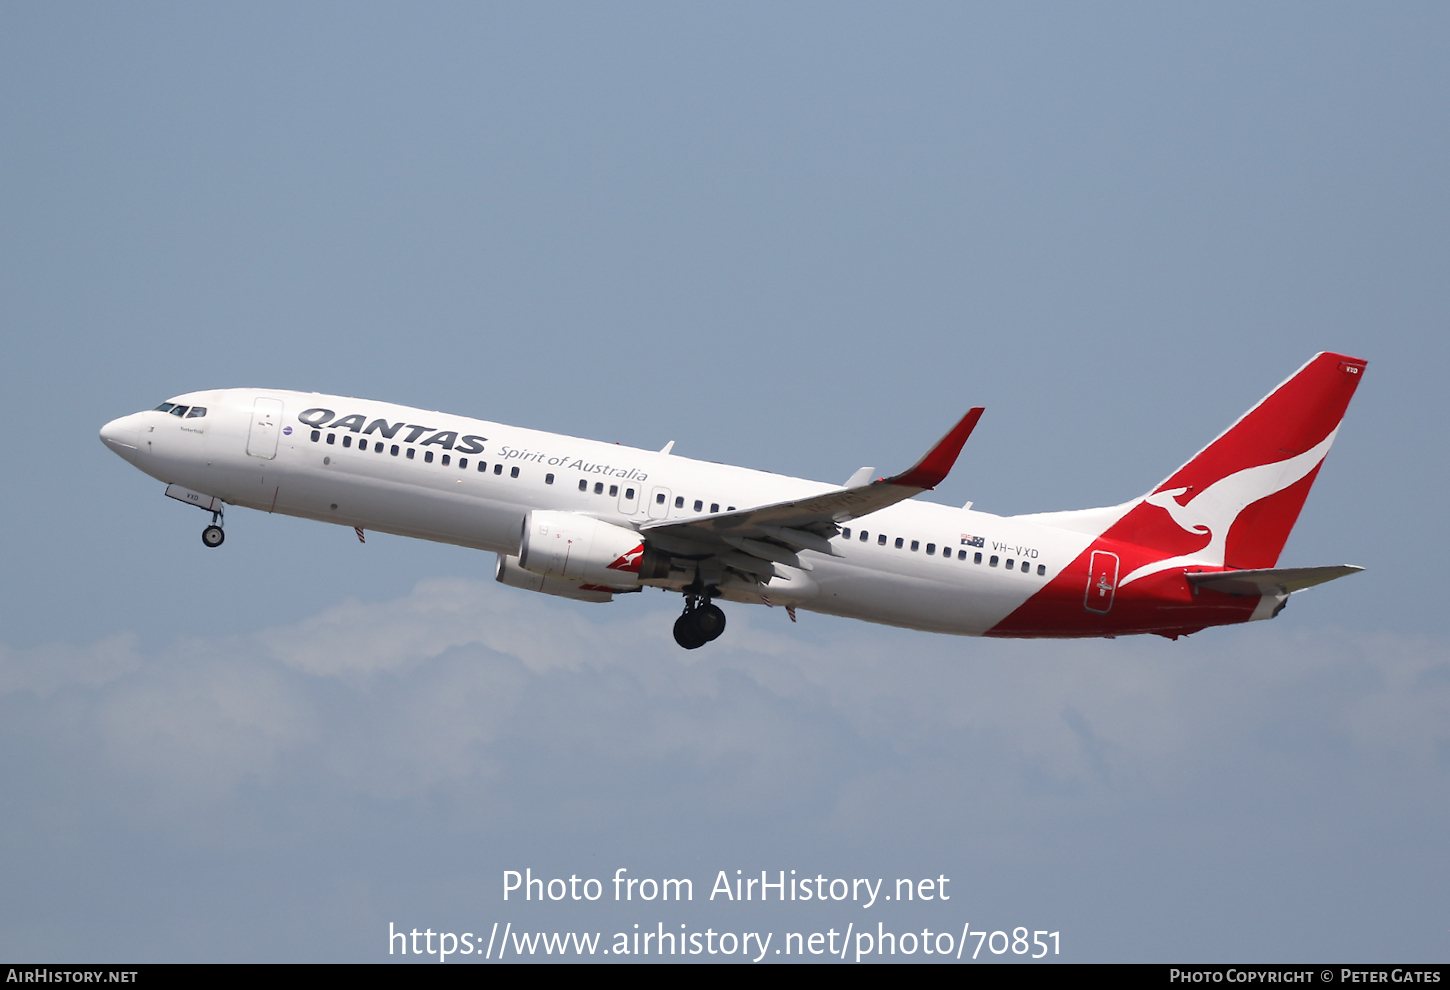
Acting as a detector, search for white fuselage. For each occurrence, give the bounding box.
[101,388,1097,635]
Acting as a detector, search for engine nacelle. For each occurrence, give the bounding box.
[517,510,644,589]
[495,553,615,602]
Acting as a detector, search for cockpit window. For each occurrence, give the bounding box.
[185,406,206,418]
[154,402,175,413]
[169,405,189,417]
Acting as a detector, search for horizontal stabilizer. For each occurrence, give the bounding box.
[1187,565,1363,597]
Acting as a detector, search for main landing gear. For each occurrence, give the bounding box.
[673,589,726,650]
[201,508,225,548]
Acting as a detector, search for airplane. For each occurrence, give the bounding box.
[99,352,1366,649]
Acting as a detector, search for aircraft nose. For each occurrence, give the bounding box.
[99,413,143,463]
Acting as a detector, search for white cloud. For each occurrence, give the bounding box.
[18,578,1445,811]
[0,632,142,697]
[2,578,1447,959]
[93,658,317,800]
[254,577,622,677]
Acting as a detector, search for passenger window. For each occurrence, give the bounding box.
[895,538,904,549]
[494,463,503,475]
[989,555,999,567]
[477,461,486,472]
[926,543,936,554]
[609,485,619,497]
[1021,560,1030,573]
[878,534,887,545]
[974,552,983,564]
[391,445,399,456]
[424,450,433,463]
[458,457,467,468]
[842,528,851,540]
[727,506,735,511]
[169,405,188,417]
[579,479,588,491]
[343,436,352,448]
[674,496,684,508]
[859,531,869,542]
[595,482,604,494]
[1005,558,1014,569]
[656,493,666,504]
[710,503,719,513]
[359,440,370,452]
[406,448,414,459]
[510,466,519,478]
[310,430,320,442]
[626,488,635,499]
[441,454,450,466]
[186,407,206,418]
[545,473,554,485]
[910,540,919,552]
[943,546,951,557]
[1037,564,1046,576]
[375,443,383,454]
[693,499,703,512]
[154,403,175,413]
[327,433,335,445]
[958,550,967,560]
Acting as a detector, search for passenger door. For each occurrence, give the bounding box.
[246,397,284,459]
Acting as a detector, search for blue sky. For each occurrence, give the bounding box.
[1,2,1446,962]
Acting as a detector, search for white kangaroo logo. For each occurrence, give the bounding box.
[1118,429,1337,588]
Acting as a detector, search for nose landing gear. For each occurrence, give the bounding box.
[163,485,228,548]
[673,592,726,650]
[201,507,225,548]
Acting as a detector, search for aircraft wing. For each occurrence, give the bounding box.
[639,409,983,571]
[1185,564,1364,597]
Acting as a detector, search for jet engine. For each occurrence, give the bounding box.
[495,553,615,602]
[517,510,644,589]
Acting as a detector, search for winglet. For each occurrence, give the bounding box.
[885,408,984,490]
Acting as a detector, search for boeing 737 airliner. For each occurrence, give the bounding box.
[99,352,1365,649]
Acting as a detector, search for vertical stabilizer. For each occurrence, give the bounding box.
[1110,352,1366,584]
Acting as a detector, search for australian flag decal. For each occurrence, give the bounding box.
[960,534,985,548]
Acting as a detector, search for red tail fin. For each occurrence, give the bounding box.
[1110,352,1366,575]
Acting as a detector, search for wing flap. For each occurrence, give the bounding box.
[639,408,984,570]
[723,535,810,569]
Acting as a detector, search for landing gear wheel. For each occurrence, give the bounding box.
[673,596,726,649]
[202,525,225,548]
[694,603,726,641]
[673,612,708,650]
